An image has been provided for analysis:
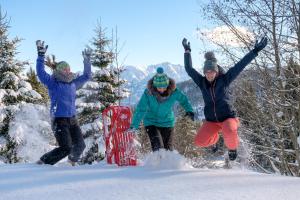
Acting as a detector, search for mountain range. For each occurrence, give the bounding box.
[121,62,192,105]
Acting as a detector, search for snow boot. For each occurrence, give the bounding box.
[36,160,44,165]
[228,149,237,161]
[211,143,219,154]
[68,159,77,166]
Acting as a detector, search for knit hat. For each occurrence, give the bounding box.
[203,52,219,74]
[153,67,169,88]
[53,61,76,83]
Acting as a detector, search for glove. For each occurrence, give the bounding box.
[185,112,195,121]
[182,38,191,52]
[36,40,48,56]
[82,47,92,60]
[253,36,268,54]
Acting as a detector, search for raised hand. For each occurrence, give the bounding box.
[36,40,48,56]
[253,36,268,53]
[82,47,92,60]
[182,38,191,52]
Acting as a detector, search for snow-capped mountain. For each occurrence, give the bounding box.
[144,62,190,82]
[121,62,191,105]
[122,65,148,85]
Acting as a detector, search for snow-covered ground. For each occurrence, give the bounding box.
[1,151,300,200]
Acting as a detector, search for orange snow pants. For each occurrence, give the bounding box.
[194,118,240,150]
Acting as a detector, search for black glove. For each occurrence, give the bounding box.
[185,112,195,121]
[253,36,268,54]
[36,40,48,56]
[182,38,191,52]
[82,47,92,61]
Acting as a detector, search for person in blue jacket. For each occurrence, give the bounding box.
[35,40,92,165]
[182,37,267,161]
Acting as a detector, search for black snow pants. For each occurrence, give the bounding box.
[145,125,174,152]
[40,117,86,165]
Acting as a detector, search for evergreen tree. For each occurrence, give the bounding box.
[77,22,127,164]
[0,10,42,163]
[26,67,49,104]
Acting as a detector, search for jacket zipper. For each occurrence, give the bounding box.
[210,81,219,122]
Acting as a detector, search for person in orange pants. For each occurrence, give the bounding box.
[182,37,267,160]
[194,118,240,151]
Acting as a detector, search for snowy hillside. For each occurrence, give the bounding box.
[1,151,300,200]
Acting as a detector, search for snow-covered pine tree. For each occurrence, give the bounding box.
[26,67,49,104]
[77,23,127,164]
[0,10,42,163]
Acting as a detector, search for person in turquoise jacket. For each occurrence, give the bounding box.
[130,67,194,152]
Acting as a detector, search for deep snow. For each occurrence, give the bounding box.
[1,151,300,200]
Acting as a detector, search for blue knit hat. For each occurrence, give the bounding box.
[153,67,169,88]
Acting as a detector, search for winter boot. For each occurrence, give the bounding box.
[228,149,237,161]
[211,143,219,154]
[36,160,44,165]
[68,159,77,166]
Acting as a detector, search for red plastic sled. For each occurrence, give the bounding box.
[102,106,137,166]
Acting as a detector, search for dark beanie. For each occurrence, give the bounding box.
[203,51,219,74]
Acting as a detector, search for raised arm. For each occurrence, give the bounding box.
[35,40,55,88]
[182,38,204,89]
[225,37,268,85]
[73,48,92,89]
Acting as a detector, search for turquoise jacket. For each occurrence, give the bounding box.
[131,78,193,129]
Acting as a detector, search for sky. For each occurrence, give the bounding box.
[0,0,211,72]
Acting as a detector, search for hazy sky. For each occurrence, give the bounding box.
[0,0,214,72]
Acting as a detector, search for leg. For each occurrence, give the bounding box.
[221,118,240,150]
[194,121,221,147]
[68,118,86,162]
[145,125,164,152]
[159,127,174,151]
[40,119,72,165]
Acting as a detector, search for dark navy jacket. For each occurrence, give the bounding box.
[36,56,91,118]
[184,50,257,122]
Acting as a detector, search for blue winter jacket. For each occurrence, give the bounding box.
[36,55,91,118]
[184,50,257,122]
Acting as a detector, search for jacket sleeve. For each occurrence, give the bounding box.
[175,89,194,113]
[184,52,204,89]
[130,90,149,129]
[224,50,257,85]
[73,59,92,89]
[36,55,55,89]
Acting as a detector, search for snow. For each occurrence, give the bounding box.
[0,136,7,150]
[276,111,283,118]
[142,150,192,170]
[1,71,20,86]
[0,107,7,125]
[1,150,300,200]
[0,89,7,106]
[95,68,111,76]
[18,87,42,99]
[8,104,55,162]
